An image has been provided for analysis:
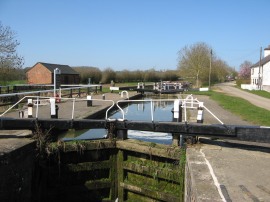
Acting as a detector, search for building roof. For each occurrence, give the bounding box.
[29,62,79,75]
[250,55,270,68]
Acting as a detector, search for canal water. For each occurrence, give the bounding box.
[62,98,175,144]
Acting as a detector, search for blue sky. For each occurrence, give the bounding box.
[0,0,269,70]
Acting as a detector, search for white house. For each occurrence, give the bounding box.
[248,45,270,92]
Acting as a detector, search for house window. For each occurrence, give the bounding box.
[251,68,254,75]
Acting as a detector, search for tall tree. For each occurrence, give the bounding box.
[0,22,24,84]
[177,42,212,87]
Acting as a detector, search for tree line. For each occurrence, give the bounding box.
[72,66,179,84]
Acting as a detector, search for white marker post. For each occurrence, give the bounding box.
[27,99,33,118]
[172,99,183,146]
[50,98,57,118]
[87,95,92,107]
[197,102,204,123]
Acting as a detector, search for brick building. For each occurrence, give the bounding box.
[26,62,80,84]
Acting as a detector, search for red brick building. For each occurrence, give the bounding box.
[26,62,80,84]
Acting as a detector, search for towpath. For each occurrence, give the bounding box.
[187,83,270,201]
[214,82,270,111]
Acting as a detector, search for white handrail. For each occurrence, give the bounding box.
[0,94,226,124]
[0,95,115,120]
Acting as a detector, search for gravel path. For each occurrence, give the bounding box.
[215,82,270,111]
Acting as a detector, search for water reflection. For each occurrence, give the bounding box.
[62,98,174,144]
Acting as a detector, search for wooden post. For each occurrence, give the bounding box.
[109,150,118,201]
[13,85,17,93]
[117,129,128,140]
[14,95,19,109]
[70,89,72,98]
[117,150,126,201]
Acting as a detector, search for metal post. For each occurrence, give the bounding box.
[209,49,212,89]
[54,68,61,97]
[258,47,262,90]
[54,70,56,97]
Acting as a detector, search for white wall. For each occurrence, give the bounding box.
[263,62,270,85]
[250,66,260,86]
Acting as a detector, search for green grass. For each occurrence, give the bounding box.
[0,80,27,86]
[185,90,270,126]
[245,90,270,99]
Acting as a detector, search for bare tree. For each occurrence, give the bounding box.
[101,67,116,84]
[177,42,211,87]
[0,22,24,84]
[73,66,102,84]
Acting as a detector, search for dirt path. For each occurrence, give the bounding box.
[214,82,270,111]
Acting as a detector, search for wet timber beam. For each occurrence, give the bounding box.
[0,118,270,143]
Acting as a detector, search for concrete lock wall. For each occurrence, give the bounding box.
[184,147,223,202]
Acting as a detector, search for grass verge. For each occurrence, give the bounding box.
[244,89,270,99]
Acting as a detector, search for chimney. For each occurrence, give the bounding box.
[264,45,270,57]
